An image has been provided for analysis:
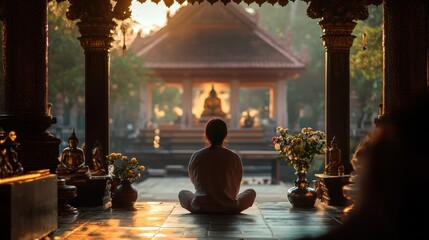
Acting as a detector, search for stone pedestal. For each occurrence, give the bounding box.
[58,178,78,215]
[66,175,111,207]
[315,174,351,206]
[0,170,57,240]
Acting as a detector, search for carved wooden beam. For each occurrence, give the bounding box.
[134,0,382,9]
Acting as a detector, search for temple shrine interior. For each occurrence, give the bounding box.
[0,0,427,239]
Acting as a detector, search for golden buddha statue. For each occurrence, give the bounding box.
[201,85,226,119]
[57,129,90,178]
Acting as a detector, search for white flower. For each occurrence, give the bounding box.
[272,126,326,172]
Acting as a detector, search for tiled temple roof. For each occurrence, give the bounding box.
[130,2,305,72]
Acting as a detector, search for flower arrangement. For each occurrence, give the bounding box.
[107,153,145,183]
[272,127,326,172]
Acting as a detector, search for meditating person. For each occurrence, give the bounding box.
[178,118,256,214]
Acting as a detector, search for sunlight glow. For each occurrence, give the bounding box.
[130,0,184,36]
[193,83,230,119]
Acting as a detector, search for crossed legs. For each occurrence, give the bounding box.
[178,188,256,214]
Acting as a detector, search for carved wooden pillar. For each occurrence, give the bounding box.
[306,0,382,174]
[181,80,192,129]
[230,79,240,129]
[0,0,60,173]
[66,0,131,170]
[383,0,428,114]
[78,19,114,170]
[320,21,356,174]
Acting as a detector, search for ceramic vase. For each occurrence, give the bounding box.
[112,180,138,209]
[287,170,317,207]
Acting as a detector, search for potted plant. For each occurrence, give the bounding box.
[272,127,326,207]
[107,153,145,209]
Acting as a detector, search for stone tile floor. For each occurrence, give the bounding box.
[136,176,292,202]
[51,177,349,239]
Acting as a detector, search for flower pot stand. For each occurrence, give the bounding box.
[315,174,351,206]
[66,175,111,207]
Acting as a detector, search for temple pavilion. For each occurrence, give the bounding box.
[126,3,306,172]
[129,2,305,131]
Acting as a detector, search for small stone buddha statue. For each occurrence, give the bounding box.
[57,129,90,178]
[0,131,23,178]
[325,136,344,176]
[201,85,226,119]
[90,140,106,176]
[243,110,255,128]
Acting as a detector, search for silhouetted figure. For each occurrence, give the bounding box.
[301,93,429,240]
[178,118,256,214]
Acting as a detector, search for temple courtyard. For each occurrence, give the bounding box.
[52,177,349,239]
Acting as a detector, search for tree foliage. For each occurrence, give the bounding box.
[110,50,157,134]
[48,1,84,110]
[253,2,382,131]
[350,5,383,114]
[251,2,325,130]
[47,1,155,136]
[152,84,183,125]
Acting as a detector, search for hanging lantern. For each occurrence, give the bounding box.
[362,32,367,50]
[121,25,127,54]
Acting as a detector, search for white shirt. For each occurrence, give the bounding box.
[188,146,243,212]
